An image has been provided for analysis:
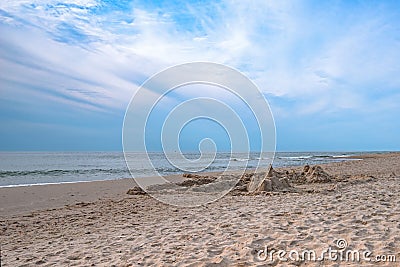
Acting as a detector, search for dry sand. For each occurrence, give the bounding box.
[1,152,399,266]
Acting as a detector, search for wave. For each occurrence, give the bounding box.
[0,168,128,177]
[231,158,250,162]
[0,179,104,188]
[0,177,131,188]
[155,165,223,174]
[278,154,355,161]
[332,154,353,158]
[278,156,313,160]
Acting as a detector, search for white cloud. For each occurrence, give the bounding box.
[0,0,399,118]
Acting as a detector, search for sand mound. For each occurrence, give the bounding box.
[249,175,292,193]
[182,173,206,179]
[304,165,333,183]
[286,165,334,184]
[177,175,216,187]
[246,165,294,193]
[126,186,146,195]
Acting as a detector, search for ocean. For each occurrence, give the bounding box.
[0,151,375,187]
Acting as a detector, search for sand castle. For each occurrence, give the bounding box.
[286,164,333,184]
[245,165,293,193]
[127,164,341,195]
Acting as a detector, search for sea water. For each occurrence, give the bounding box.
[0,151,376,187]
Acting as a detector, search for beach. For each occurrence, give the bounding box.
[1,152,399,266]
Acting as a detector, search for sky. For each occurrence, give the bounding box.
[0,0,399,151]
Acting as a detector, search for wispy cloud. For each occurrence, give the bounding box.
[0,0,399,150]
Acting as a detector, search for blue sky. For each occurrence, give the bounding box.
[0,0,399,151]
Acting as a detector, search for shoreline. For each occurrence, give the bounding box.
[1,152,399,217]
[0,150,388,189]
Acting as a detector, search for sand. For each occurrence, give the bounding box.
[1,152,399,266]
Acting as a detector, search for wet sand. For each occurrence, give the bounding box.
[1,152,399,266]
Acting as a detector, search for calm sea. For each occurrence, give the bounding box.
[0,151,376,187]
